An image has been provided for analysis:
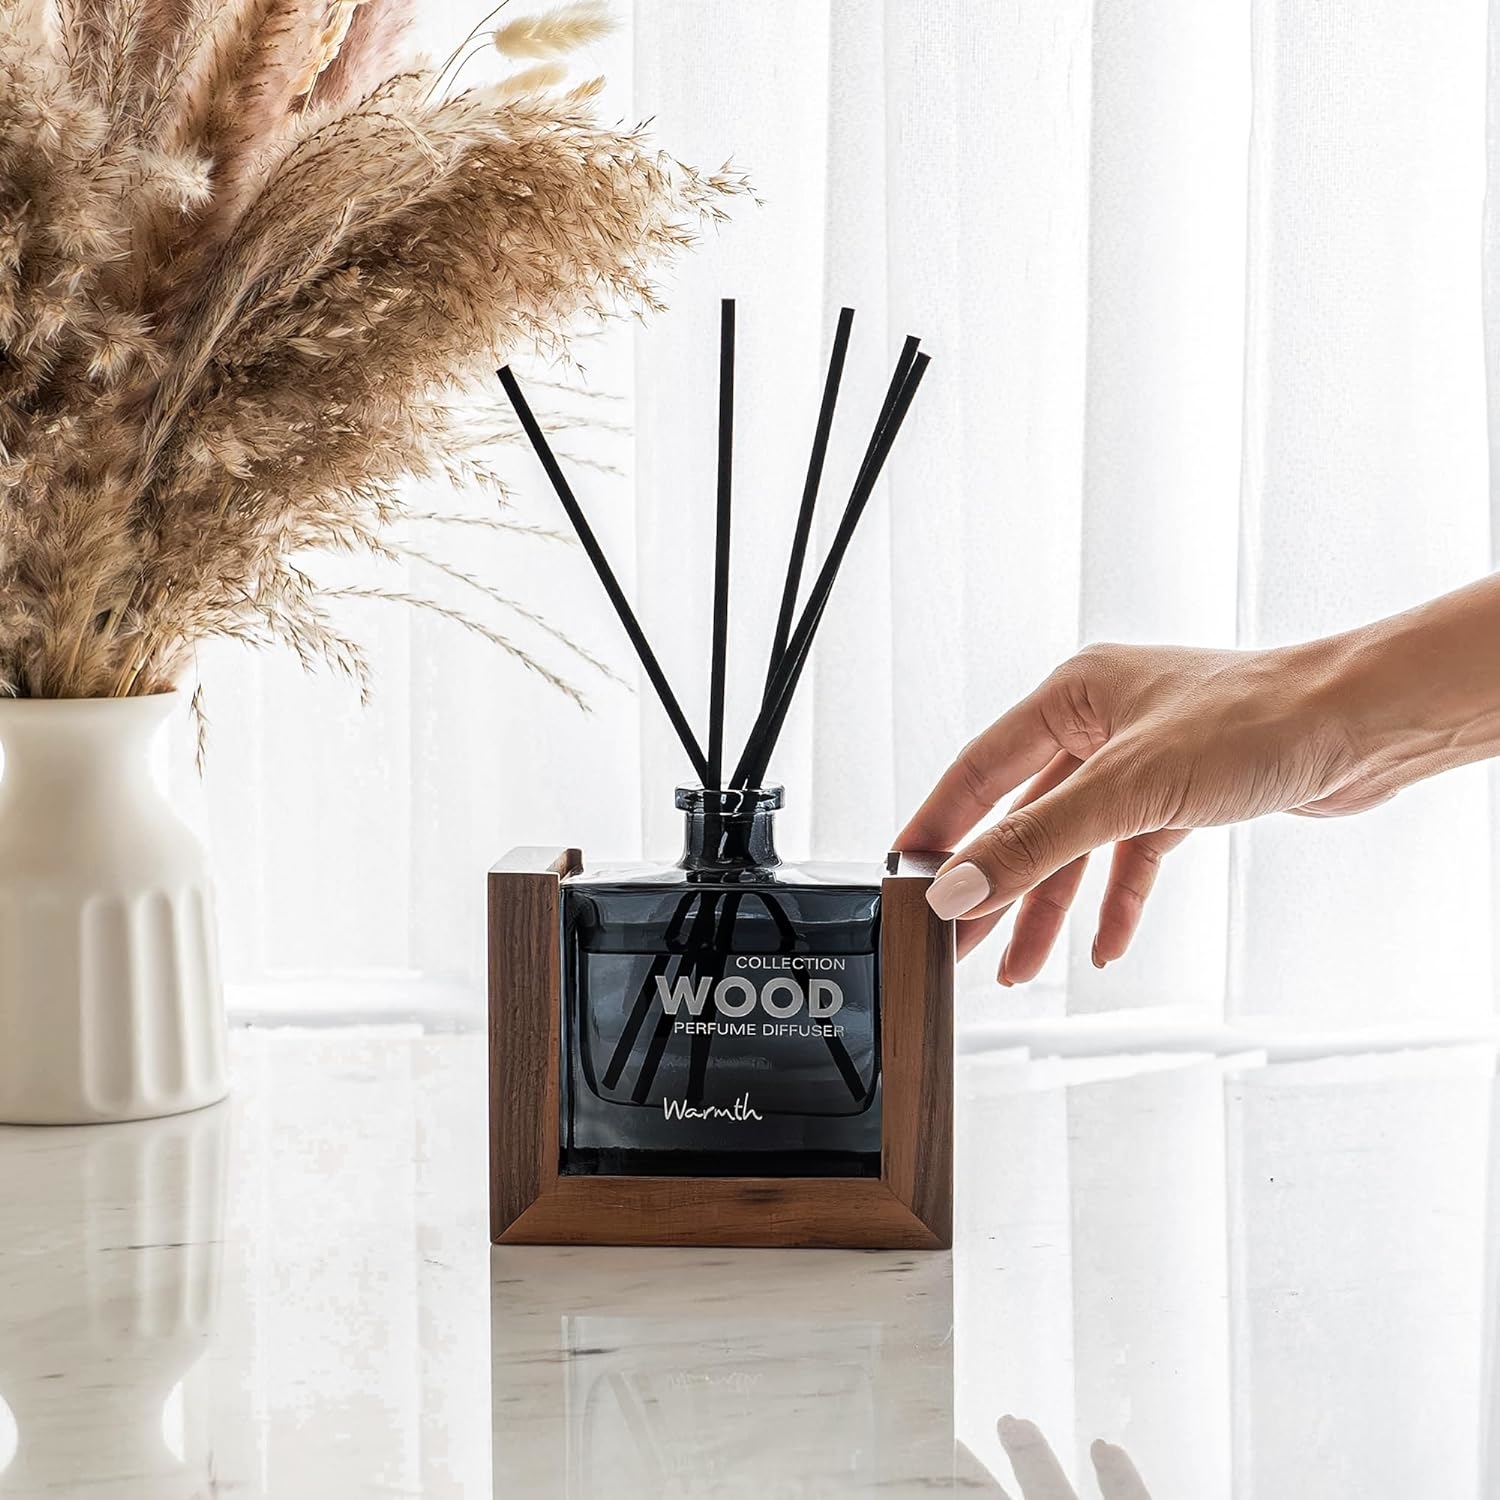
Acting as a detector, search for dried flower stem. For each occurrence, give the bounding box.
[0,1,749,702]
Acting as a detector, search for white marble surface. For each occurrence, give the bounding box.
[1,1030,1497,1498]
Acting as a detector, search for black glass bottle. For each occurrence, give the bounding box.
[561,786,882,1178]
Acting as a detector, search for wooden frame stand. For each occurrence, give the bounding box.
[488,849,954,1250]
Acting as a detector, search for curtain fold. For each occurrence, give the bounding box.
[1230,0,1493,1027]
[180,0,1500,1034]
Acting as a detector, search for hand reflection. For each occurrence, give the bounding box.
[994,1415,1152,1500]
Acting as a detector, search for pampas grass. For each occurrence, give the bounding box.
[0,0,748,700]
[491,2,612,60]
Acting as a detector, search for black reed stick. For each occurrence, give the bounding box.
[739,348,928,788]
[497,365,711,785]
[850,333,921,494]
[732,349,930,789]
[685,890,742,1103]
[601,890,702,1092]
[753,333,921,735]
[763,306,855,703]
[707,299,735,789]
[755,330,919,729]
[739,336,920,785]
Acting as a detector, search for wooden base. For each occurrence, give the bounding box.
[488,848,954,1249]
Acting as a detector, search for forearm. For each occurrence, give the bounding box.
[1317,573,1500,792]
[910,572,1500,965]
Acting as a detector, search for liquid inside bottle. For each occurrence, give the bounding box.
[560,786,882,1177]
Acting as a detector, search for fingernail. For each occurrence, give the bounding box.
[926,862,990,920]
[1091,937,1106,969]
[998,947,1014,987]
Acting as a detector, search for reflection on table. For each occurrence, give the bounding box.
[1,1032,1497,1498]
[954,1044,1497,1498]
[491,1244,954,1495]
[0,1104,227,1499]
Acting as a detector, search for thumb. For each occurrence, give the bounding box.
[925,758,1141,921]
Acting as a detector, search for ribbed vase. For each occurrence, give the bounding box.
[0,693,227,1124]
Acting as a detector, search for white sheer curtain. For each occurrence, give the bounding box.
[953,1044,1498,1494]
[178,0,1500,1035]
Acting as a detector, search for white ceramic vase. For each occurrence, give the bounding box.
[0,692,227,1124]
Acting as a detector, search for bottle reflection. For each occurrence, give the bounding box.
[490,1246,953,1496]
[567,1316,880,1494]
[0,1103,228,1499]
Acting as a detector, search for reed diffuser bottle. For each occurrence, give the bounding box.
[563,783,883,1179]
[489,304,954,1249]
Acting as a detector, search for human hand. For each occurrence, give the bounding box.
[897,637,1395,981]
[1001,1416,1151,1499]
[957,1415,1153,1499]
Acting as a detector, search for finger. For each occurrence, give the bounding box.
[1090,1439,1153,1500]
[1014,750,1082,810]
[1000,853,1089,985]
[956,904,1008,961]
[994,753,1088,984]
[1092,829,1187,964]
[955,1437,1017,1496]
[896,685,1060,854]
[928,757,1140,921]
[950,755,1077,964]
[997,1415,1077,1500]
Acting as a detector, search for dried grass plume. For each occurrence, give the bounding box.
[0,0,748,701]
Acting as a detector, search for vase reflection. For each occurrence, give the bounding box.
[0,1102,228,1498]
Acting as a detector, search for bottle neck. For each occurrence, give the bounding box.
[675,785,784,876]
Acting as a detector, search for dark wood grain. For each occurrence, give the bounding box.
[487,847,579,1240]
[879,851,955,1247]
[488,845,954,1249]
[497,1175,943,1249]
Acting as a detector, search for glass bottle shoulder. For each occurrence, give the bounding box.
[563,859,882,949]
[566,857,884,895]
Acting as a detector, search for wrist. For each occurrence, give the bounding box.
[1311,579,1500,789]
